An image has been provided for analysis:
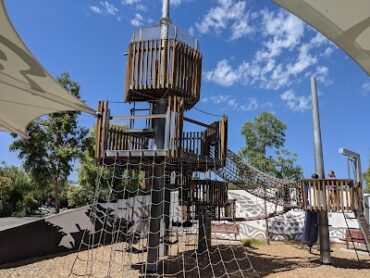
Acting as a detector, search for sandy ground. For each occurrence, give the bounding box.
[248,241,370,278]
[0,240,369,277]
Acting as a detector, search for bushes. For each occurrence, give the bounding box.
[22,194,39,214]
[242,238,266,247]
[0,163,96,216]
[0,165,41,216]
[0,201,13,217]
[66,185,93,208]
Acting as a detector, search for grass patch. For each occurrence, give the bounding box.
[242,238,266,248]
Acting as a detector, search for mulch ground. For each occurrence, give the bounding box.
[0,240,369,277]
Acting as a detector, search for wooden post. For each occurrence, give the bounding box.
[264,185,270,245]
[198,205,211,254]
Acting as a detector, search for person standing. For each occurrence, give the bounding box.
[327,170,337,210]
[302,173,319,253]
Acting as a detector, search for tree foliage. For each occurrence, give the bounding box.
[78,126,143,202]
[364,163,370,193]
[78,128,98,193]
[0,176,11,199]
[239,112,303,180]
[9,72,89,213]
[0,163,37,216]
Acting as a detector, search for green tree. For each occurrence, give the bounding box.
[0,176,11,200]
[78,128,98,194]
[364,165,370,193]
[0,163,37,216]
[78,126,143,202]
[240,112,303,180]
[10,72,89,213]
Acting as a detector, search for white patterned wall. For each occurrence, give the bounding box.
[227,190,361,243]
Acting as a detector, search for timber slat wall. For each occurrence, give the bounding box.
[106,125,150,151]
[300,179,358,212]
[185,180,228,207]
[125,39,202,109]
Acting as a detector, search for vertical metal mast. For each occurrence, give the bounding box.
[311,77,331,265]
[161,0,170,29]
[147,0,171,273]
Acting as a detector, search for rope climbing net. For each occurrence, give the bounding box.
[216,150,302,214]
[66,156,260,278]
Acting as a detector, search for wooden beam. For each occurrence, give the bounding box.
[183,117,215,129]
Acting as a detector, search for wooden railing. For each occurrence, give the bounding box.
[96,100,228,167]
[107,125,150,151]
[125,39,202,108]
[177,131,204,156]
[299,179,361,212]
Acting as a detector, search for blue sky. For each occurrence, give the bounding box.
[1,0,370,181]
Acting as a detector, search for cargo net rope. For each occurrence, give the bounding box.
[67,156,260,278]
[211,149,301,223]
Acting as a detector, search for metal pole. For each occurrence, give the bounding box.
[311,77,331,264]
[160,0,170,39]
[146,0,171,273]
[339,148,363,209]
[162,0,169,19]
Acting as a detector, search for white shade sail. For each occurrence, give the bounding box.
[274,0,370,76]
[0,0,95,136]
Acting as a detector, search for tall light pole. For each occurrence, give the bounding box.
[311,77,331,264]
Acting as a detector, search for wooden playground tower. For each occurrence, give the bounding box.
[95,0,230,273]
[94,0,370,271]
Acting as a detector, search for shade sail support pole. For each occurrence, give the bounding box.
[311,77,331,265]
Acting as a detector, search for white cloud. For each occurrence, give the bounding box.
[90,1,119,16]
[136,4,147,11]
[280,90,310,112]
[171,0,182,6]
[362,82,370,95]
[204,95,264,112]
[90,6,103,14]
[195,0,253,40]
[205,10,333,90]
[205,59,245,87]
[211,95,231,104]
[320,46,334,58]
[122,0,141,5]
[259,9,304,59]
[188,27,195,36]
[130,13,144,26]
[102,1,119,15]
[240,98,259,111]
[122,0,147,11]
[312,66,332,85]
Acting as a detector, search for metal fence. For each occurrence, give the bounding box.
[131,23,199,50]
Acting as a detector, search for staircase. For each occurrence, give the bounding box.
[354,208,370,251]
